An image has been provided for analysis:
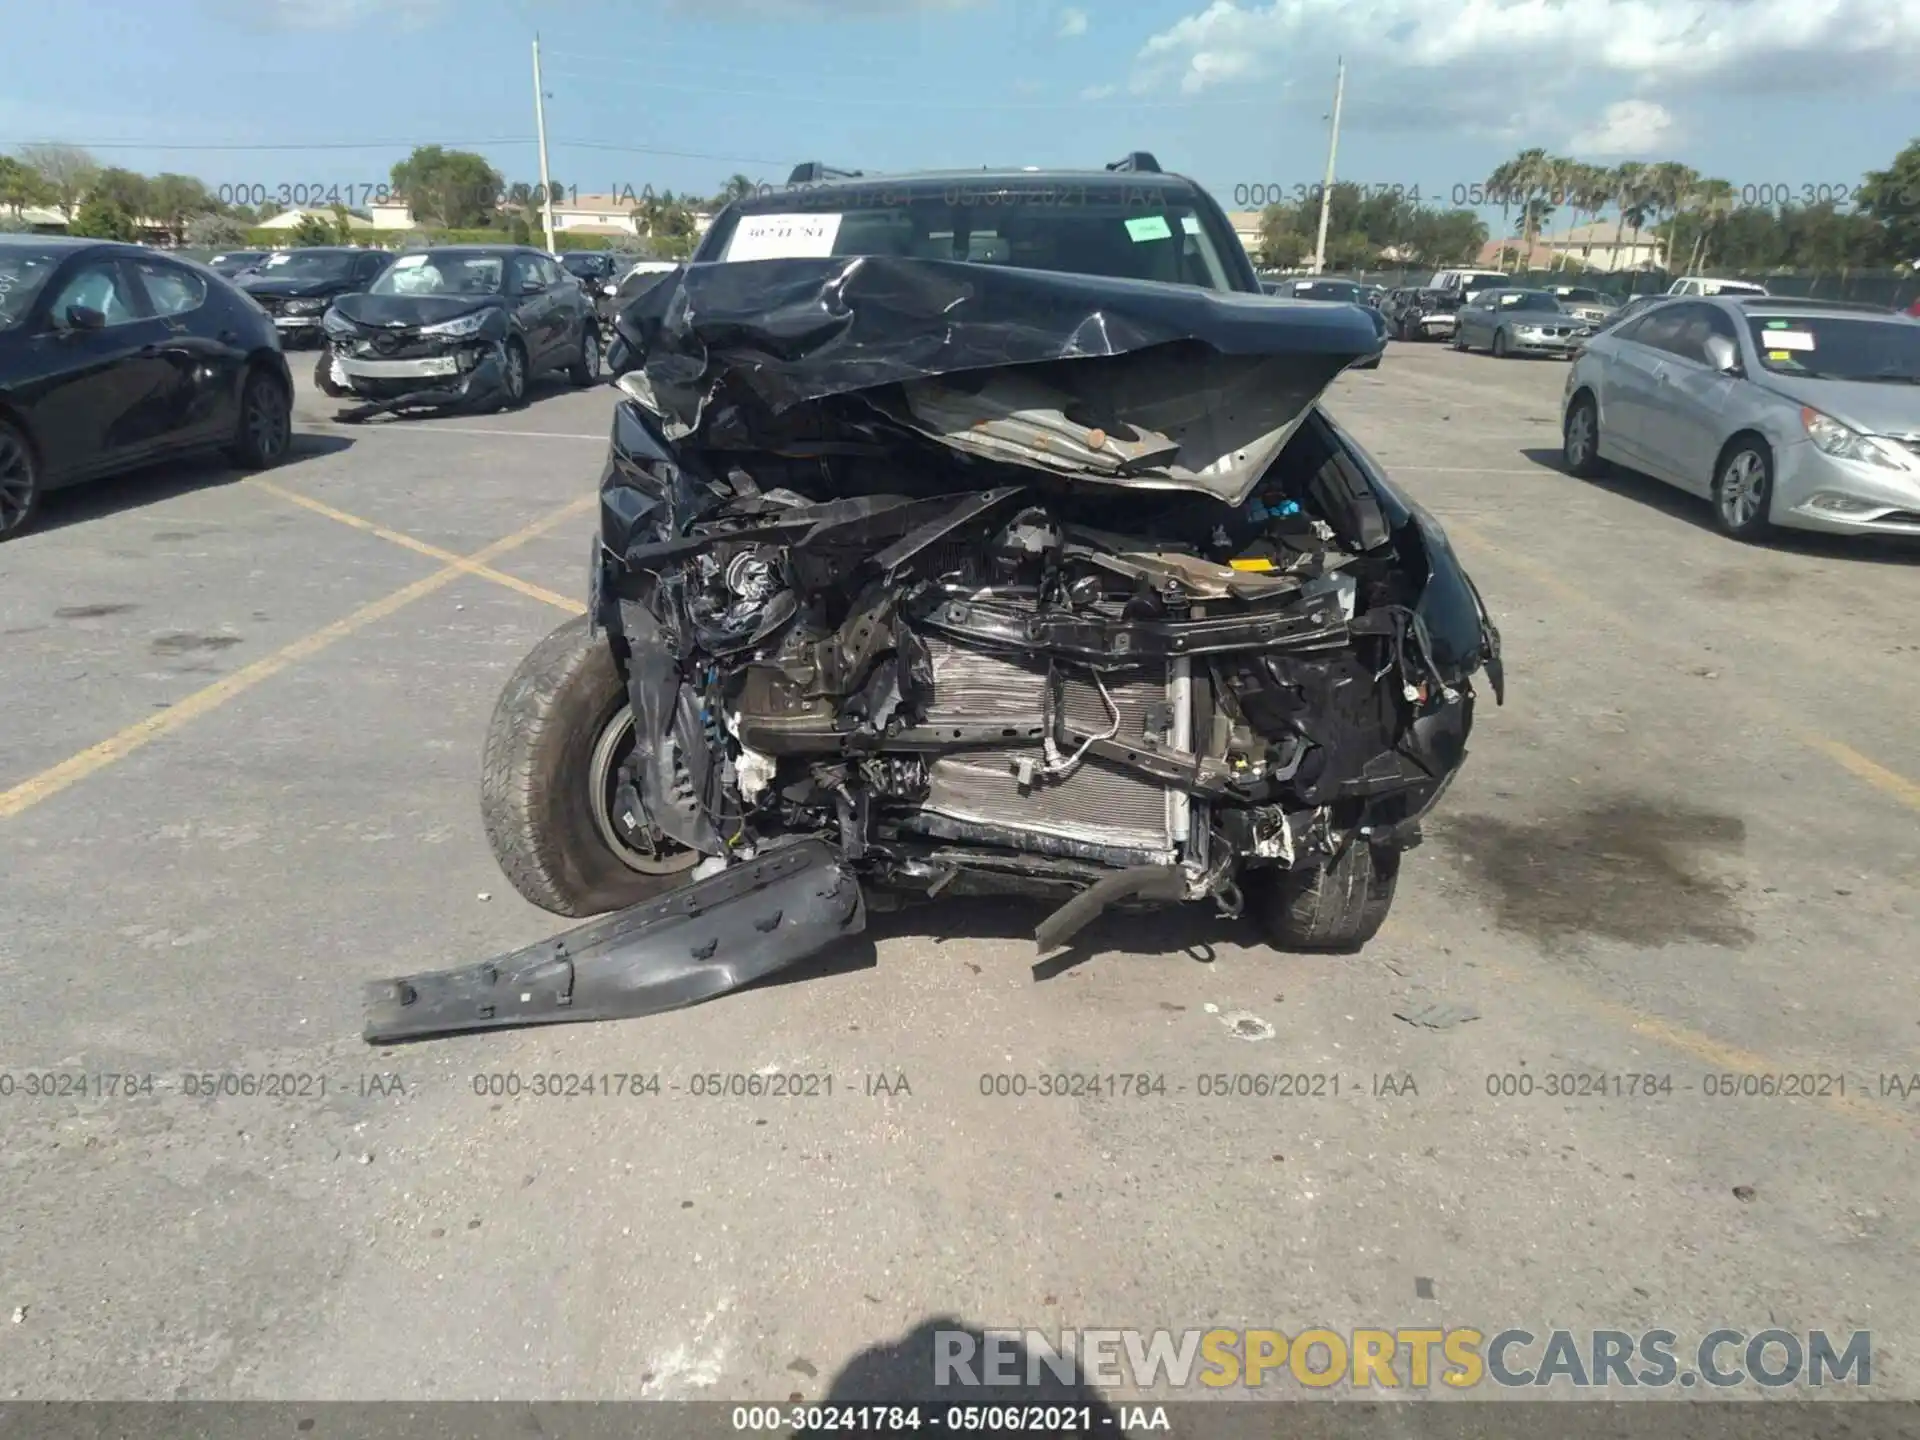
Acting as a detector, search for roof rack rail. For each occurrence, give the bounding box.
[1106,152,1162,174]
[1733,295,1893,312]
[788,163,864,184]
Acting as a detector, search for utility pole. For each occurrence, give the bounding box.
[1310,56,1345,275]
[532,35,556,253]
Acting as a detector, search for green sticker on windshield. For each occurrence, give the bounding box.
[1125,215,1173,242]
[1765,319,1790,328]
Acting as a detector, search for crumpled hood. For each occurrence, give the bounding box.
[612,255,1377,507]
[331,292,500,329]
[241,275,355,300]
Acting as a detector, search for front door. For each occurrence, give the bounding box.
[27,257,174,484]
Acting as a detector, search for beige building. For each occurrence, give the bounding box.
[1537,222,1665,273]
[365,194,713,240]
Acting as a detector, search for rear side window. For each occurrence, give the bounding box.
[132,260,206,318]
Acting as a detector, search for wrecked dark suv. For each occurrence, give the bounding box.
[363,157,1502,1041]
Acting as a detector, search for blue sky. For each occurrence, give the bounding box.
[3,0,1917,220]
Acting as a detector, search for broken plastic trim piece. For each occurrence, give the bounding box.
[1033,864,1188,952]
[362,839,864,1042]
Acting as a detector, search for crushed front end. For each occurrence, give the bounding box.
[365,255,1501,1040]
[320,305,510,419]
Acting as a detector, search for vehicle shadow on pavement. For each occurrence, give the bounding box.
[808,1318,1124,1417]
[1519,446,1920,565]
[875,895,1246,974]
[27,433,356,538]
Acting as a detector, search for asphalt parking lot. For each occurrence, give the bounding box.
[2,337,1917,1404]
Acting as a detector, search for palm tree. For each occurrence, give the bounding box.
[1641,161,1696,271]
[1607,162,1647,272]
[1506,148,1551,269]
[1684,177,1737,274]
[1538,154,1577,270]
[1483,159,1515,267]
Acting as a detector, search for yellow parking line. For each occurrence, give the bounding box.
[1443,518,1920,816]
[249,478,585,616]
[0,495,596,822]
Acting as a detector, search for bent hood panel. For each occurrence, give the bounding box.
[1754,373,1920,438]
[614,255,1373,505]
[331,293,500,328]
[242,277,353,300]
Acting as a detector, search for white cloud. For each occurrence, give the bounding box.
[1058,6,1090,37]
[1567,99,1675,155]
[1080,83,1118,100]
[1131,0,1920,123]
[234,0,445,29]
[661,0,982,14]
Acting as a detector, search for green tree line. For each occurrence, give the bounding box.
[1259,140,1920,277]
[0,144,772,257]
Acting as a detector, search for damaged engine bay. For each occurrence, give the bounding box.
[364,255,1501,1041]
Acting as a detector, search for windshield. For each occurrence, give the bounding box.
[1747,314,1920,382]
[255,250,359,279]
[561,254,607,276]
[1292,281,1362,302]
[708,188,1240,291]
[370,252,507,297]
[1558,288,1605,303]
[1496,291,1564,312]
[0,248,62,330]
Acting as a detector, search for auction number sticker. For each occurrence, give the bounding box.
[1764,330,1816,350]
[725,213,844,262]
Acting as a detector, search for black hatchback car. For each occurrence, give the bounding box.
[0,236,294,540]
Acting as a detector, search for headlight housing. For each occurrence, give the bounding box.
[1801,407,1907,470]
[419,309,492,340]
[285,298,327,315]
[322,307,359,337]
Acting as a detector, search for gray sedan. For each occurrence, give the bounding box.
[1452,288,1594,358]
[1561,296,1920,540]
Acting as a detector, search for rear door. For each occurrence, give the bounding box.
[1640,302,1742,493]
[126,257,243,452]
[1598,306,1688,470]
[25,255,174,484]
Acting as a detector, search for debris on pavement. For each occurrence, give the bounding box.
[1393,999,1481,1030]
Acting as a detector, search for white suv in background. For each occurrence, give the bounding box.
[1667,276,1771,297]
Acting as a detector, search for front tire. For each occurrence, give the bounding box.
[1491,328,1510,359]
[496,338,529,412]
[1563,393,1606,477]
[0,421,41,542]
[1251,840,1400,953]
[1712,439,1775,542]
[568,325,602,386]
[227,366,292,469]
[481,613,699,918]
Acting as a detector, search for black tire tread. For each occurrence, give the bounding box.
[1254,842,1400,953]
[226,365,290,469]
[0,419,41,542]
[1564,393,1606,478]
[479,614,669,918]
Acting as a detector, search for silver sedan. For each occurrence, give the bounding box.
[1452,288,1594,358]
[1561,296,1920,540]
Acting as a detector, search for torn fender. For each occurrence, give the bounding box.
[363,839,865,1042]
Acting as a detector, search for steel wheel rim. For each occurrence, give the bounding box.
[1719,451,1764,527]
[587,704,699,876]
[0,434,33,531]
[247,382,288,457]
[1565,406,1593,466]
[583,329,600,378]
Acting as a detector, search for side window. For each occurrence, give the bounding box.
[539,257,566,287]
[132,260,206,318]
[1638,303,1708,361]
[1701,306,1739,345]
[506,255,536,292]
[47,261,143,328]
[357,254,389,282]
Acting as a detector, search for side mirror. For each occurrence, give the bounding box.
[1703,334,1740,373]
[64,305,107,332]
[521,279,547,294]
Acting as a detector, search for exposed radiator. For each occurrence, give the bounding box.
[915,635,1175,857]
